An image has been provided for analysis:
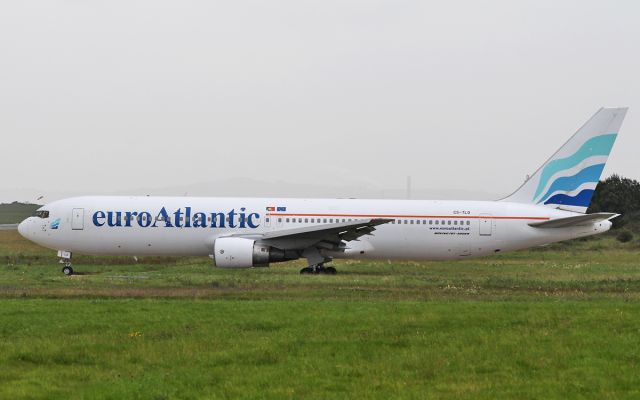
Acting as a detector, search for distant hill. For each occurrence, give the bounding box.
[0,202,41,224]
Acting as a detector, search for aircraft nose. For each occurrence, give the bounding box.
[17,218,29,238]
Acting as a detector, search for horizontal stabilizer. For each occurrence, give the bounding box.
[528,212,618,228]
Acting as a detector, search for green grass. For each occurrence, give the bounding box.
[2,299,639,399]
[1,230,640,399]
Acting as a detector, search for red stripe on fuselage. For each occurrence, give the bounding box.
[266,213,550,221]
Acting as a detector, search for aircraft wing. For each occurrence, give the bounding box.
[230,218,393,250]
[528,212,618,228]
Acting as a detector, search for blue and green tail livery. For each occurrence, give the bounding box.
[502,108,627,213]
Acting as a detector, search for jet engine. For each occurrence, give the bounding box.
[213,237,292,268]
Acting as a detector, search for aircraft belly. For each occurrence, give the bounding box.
[61,227,213,256]
[345,227,491,261]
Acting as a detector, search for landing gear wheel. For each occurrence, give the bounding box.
[299,265,337,275]
[62,266,74,276]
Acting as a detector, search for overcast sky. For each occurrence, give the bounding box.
[1,0,638,202]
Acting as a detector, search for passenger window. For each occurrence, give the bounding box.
[323,219,327,223]
[467,221,471,225]
[305,218,308,223]
[286,218,290,223]
[266,217,270,223]
[454,221,457,225]
[435,220,439,225]
[410,220,414,224]
[278,218,282,223]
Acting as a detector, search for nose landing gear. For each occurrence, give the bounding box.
[57,250,73,276]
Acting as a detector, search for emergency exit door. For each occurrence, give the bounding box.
[72,208,84,230]
[479,214,492,236]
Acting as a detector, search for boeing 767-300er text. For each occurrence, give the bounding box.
[18,108,628,275]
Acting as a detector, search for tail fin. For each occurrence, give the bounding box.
[501,107,628,213]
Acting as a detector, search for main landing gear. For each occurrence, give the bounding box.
[299,247,337,275]
[58,250,74,276]
[299,264,337,275]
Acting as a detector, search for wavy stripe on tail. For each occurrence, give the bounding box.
[501,107,628,213]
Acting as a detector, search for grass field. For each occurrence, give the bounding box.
[1,230,640,399]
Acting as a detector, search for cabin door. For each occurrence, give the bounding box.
[479,214,492,236]
[72,208,84,230]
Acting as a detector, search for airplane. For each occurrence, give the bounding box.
[18,107,628,276]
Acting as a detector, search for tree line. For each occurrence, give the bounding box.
[588,174,640,231]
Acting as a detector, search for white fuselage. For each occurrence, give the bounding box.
[18,196,611,261]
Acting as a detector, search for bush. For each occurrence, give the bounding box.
[616,230,634,243]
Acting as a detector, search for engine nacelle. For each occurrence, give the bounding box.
[213,237,292,268]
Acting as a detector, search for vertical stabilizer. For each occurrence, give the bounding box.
[501,107,628,213]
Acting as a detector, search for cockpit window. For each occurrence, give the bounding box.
[34,210,49,218]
